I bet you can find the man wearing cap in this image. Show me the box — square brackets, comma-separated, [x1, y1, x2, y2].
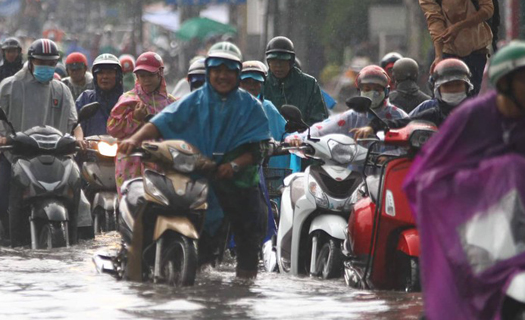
[119, 42, 271, 279]
[76, 53, 123, 137]
[263, 36, 327, 126]
[62, 52, 94, 100]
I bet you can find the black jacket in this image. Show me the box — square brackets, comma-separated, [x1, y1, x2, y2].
[389, 80, 431, 114]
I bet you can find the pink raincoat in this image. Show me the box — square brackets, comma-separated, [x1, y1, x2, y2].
[107, 75, 176, 195]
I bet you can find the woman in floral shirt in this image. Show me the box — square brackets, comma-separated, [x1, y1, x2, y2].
[107, 52, 176, 195]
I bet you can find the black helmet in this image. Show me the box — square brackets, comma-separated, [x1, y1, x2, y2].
[380, 52, 403, 70]
[392, 58, 419, 82]
[1, 37, 22, 51]
[27, 39, 60, 61]
[266, 36, 295, 60]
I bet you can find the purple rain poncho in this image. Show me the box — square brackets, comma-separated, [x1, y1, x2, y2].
[403, 91, 525, 320]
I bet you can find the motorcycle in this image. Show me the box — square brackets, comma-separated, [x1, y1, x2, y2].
[94, 140, 214, 287]
[81, 134, 118, 233]
[0, 102, 100, 249]
[342, 96, 436, 291]
[276, 105, 367, 279]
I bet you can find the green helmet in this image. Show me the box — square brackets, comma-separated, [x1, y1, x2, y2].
[92, 53, 122, 73]
[206, 41, 242, 65]
[488, 41, 525, 88]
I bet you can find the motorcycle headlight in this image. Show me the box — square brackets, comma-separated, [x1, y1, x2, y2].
[144, 173, 169, 206]
[328, 139, 356, 166]
[308, 177, 329, 208]
[169, 147, 196, 173]
[409, 130, 434, 149]
[97, 141, 118, 157]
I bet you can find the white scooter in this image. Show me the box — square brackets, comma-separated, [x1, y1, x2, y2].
[276, 105, 367, 279]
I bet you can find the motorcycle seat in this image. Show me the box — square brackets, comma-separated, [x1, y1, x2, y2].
[366, 175, 380, 203]
[291, 176, 305, 208]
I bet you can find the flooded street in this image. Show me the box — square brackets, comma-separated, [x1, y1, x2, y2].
[0, 233, 423, 319]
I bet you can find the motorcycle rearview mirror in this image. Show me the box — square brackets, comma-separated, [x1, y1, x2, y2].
[280, 104, 318, 141]
[78, 102, 101, 123]
[345, 96, 390, 131]
[73, 102, 100, 134]
[0, 107, 16, 133]
[345, 96, 371, 113]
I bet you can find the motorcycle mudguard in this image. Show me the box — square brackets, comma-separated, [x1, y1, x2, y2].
[77, 190, 92, 227]
[506, 272, 525, 303]
[153, 216, 199, 241]
[396, 229, 420, 257]
[31, 199, 68, 221]
[309, 214, 347, 240]
[93, 191, 118, 211]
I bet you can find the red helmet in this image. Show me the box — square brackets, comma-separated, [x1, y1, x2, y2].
[65, 52, 88, 70]
[355, 65, 390, 88]
[119, 54, 135, 73]
[134, 52, 164, 73]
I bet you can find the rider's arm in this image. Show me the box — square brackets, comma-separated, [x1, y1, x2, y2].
[118, 123, 161, 155]
[107, 95, 144, 139]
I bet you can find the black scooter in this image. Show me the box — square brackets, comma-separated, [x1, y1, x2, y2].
[0, 102, 99, 248]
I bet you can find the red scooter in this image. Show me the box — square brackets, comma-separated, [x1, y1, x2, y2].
[342, 97, 437, 292]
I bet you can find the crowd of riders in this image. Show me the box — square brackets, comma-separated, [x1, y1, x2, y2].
[1, 14, 525, 316]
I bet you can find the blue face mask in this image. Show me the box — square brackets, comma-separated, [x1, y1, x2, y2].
[33, 65, 55, 83]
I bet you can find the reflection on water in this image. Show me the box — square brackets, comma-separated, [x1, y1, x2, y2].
[0, 232, 423, 319]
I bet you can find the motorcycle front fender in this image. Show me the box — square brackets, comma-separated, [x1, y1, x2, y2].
[396, 228, 420, 257]
[31, 199, 68, 221]
[309, 214, 347, 240]
[93, 191, 118, 211]
[153, 216, 199, 241]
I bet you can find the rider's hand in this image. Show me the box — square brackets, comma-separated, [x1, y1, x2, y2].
[215, 163, 234, 180]
[0, 136, 7, 146]
[350, 126, 374, 140]
[76, 139, 88, 151]
[430, 56, 443, 74]
[133, 103, 148, 121]
[119, 138, 140, 155]
[440, 23, 461, 44]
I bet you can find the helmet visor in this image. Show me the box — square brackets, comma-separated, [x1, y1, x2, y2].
[266, 52, 293, 60]
[206, 58, 240, 71]
[241, 72, 264, 82]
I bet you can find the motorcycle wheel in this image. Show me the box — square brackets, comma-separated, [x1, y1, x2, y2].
[37, 222, 67, 249]
[397, 251, 420, 292]
[94, 208, 117, 234]
[312, 232, 343, 279]
[105, 210, 117, 232]
[160, 235, 198, 287]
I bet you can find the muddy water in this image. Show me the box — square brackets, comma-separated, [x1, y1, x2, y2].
[0, 232, 423, 319]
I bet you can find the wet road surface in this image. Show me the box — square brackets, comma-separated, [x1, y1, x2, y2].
[0, 232, 423, 319]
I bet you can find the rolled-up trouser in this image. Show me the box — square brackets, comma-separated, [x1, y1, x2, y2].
[214, 185, 267, 273]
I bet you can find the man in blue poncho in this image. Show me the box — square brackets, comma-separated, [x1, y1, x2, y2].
[119, 42, 271, 279]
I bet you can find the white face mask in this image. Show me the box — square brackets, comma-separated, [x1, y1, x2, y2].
[440, 92, 467, 106]
[361, 90, 386, 109]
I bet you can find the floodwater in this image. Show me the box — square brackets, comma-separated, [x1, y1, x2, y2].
[0, 232, 423, 319]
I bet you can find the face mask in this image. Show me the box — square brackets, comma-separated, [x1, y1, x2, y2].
[361, 90, 385, 109]
[33, 65, 55, 83]
[440, 92, 467, 106]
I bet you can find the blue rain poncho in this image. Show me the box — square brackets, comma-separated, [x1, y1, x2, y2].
[151, 82, 271, 234]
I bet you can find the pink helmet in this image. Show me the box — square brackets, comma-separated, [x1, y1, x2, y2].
[355, 65, 391, 88]
[134, 52, 164, 73]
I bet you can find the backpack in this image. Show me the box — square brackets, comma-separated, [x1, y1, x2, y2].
[436, 0, 500, 51]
